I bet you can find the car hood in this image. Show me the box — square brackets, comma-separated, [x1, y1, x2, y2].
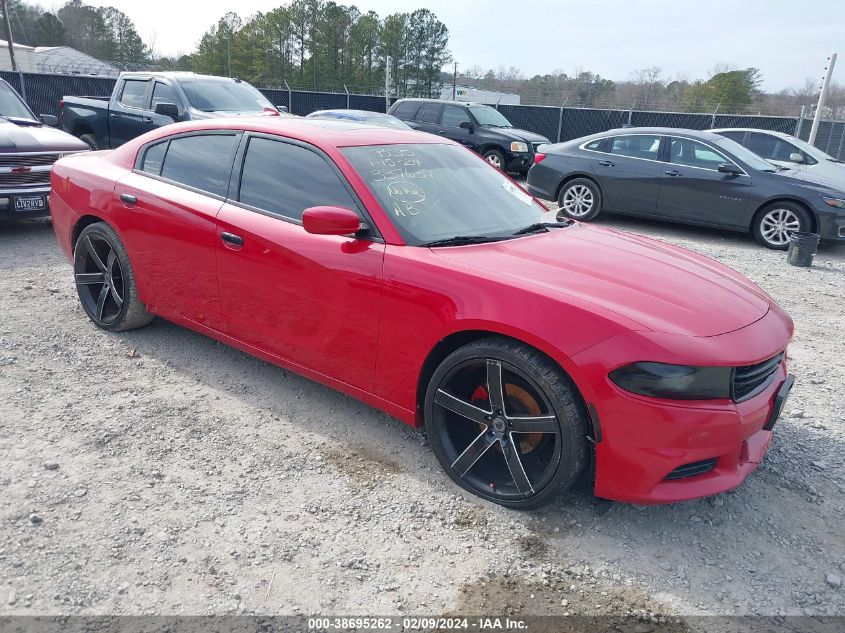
[489, 127, 550, 144]
[433, 224, 771, 337]
[0, 119, 89, 152]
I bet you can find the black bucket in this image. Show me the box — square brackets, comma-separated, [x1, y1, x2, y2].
[786, 231, 820, 267]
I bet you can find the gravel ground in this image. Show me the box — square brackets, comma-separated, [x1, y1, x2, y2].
[1, 214, 844, 622]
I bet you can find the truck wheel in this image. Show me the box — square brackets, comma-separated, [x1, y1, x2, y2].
[79, 134, 99, 151]
[483, 149, 505, 170]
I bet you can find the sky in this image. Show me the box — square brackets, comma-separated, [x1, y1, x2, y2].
[29, 0, 844, 91]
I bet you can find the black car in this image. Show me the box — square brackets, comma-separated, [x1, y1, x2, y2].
[388, 98, 549, 174]
[527, 127, 845, 249]
[0, 79, 88, 219]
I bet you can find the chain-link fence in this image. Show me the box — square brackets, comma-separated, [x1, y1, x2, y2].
[3, 70, 844, 160]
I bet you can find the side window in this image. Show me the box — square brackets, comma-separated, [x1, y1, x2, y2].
[140, 141, 167, 176]
[441, 105, 471, 128]
[160, 134, 237, 196]
[392, 101, 421, 120]
[119, 80, 148, 108]
[670, 138, 731, 170]
[609, 134, 661, 159]
[584, 138, 606, 151]
[718, 130, 746, 144]
[416, 103, 442, 123]
[748, 133, 780, 160]
[151, 82, 179, 109]
[238, 137, 358, 222]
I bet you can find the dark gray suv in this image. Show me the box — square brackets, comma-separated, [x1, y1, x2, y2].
[388, 98, 549, 174]
[527, 127, 845, 249]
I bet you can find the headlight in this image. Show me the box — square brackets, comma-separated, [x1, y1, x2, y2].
[510, 141, 529, 153]
[822, 196, 845, 209]
[609, 362, 732, 400]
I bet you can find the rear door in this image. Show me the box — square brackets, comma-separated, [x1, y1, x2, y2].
[108, 78, 153, 147]
[412, 102, 444, 135]
[114, 131, 240, 328]
[656, 136, 751, 228]
[215, 135, 384, 391]
[587, 133, 664, 213]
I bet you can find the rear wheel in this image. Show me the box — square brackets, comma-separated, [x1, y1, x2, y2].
[557, 178, 602, 221]
[74, 222, 153, 331]
[753, 202, 811, 250]
[424, 338, 587, 509]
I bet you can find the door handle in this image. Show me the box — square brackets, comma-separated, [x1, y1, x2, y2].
[221, 232, 244, 247]
[597, 160, 614, 167]
[664, 170, 682, 177]
[119, 193, 136, 207]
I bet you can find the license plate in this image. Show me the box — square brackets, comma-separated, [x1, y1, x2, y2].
[14, 195, 47, 211]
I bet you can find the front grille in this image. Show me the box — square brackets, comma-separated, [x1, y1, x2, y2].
[732, 353, 783, 402]
[0, 153, 60, 168]
[0, 171, 51, 187]
[664, 458, 717, 481]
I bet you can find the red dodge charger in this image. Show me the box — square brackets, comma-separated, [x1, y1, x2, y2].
[49, 118, 794, 508]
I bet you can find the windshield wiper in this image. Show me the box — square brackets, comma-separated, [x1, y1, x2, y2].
[420, 235, 504, 247]
[512, 221, 572, 236]
[0, 115, 40, 126]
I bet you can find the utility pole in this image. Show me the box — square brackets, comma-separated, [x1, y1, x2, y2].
[385, 55, 392, 111]
[0, 0, 18, 72]
[452, 61, 457, 100]
[809, 53, 837, 146]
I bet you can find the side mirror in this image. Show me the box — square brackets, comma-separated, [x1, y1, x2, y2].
[460, 120, 475, 133]
[154, 102, 180, 119]
[302, 206, 363, 236]
[717, 163, 742, 175]
[39, 114, 58, 127]
[789, 152, 804, 164]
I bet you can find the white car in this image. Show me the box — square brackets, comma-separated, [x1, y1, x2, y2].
[713, 128, 845, 184]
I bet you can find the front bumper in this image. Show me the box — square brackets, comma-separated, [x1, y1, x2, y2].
[815, 208, 845, 240]
[571, 304, 794, 504]
[0, 186, 51, 219]
[506, 152, 534, 173]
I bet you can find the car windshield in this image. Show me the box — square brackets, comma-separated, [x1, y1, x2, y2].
[0, 82, 35, 120]
[342, 143, 550, 245]
[468, 106, 512, 128]
[177, 78, 273, 112]
[782, 134, 835, 161]
[711, 137, 779, 172]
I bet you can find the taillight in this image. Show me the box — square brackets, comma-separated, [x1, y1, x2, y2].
[534, 152, 546, 164]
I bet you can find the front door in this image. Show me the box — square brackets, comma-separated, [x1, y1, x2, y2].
[656, 136, 751, 228]
[438, 104, 477, 150]
[215, 135, 384, 392]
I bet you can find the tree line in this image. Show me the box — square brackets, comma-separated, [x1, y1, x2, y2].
[453, 64, 843, 117]
[6, 0, 148, 65]
[190, 1, 451, 96]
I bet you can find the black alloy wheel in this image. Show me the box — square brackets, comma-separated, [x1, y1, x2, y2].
[425, 338, 586, 509]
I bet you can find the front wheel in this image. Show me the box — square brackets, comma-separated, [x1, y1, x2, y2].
[424, 338, 587, 509]
[482, 149, 506, 170]
[79, 133, 99, 151]
[557, 178, 602, 221]
[753, 203, 811, 250]
[74, 222, 153, 331]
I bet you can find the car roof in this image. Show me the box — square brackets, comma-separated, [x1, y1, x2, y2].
[711, 127, 794, 138]
[394, 98, 485, 107]
[574, 127, 731, 143]
[309, 109, 392, 118]
[123, 116, 448, 151]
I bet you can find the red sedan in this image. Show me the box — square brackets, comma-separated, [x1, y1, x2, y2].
[49, 118, 794, 508]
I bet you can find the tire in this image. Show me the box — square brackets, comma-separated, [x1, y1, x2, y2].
[424, 337, 587, 510]
[79, 133, 99, 151]
[752, 202, 812, 250]
[73, 222, 153, 331]
[556, 178, 602, 221]
[482, 148, 506, 171]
